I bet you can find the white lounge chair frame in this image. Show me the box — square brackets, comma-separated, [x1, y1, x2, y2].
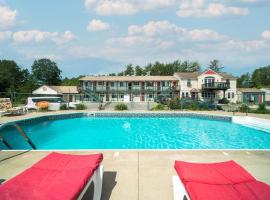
[77, 165, 104, 200]
[172, 176, 191, 200]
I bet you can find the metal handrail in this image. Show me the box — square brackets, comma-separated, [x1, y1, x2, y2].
[0, 122, 36, 150]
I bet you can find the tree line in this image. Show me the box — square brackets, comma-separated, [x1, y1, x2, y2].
[0, 58, 269, 95]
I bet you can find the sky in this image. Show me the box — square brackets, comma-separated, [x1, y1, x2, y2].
[0, 0, 270, 78]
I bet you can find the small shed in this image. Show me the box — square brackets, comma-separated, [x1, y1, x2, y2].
[32, 85, 80, 102]
[237, 88, 265, 104]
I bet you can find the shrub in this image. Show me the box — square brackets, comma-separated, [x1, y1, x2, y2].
[239, 104, 249, 113]
[254, 103, 270, 114]
[75, 103, 87, 110]
[151, 104, 165, 111]
[115, 103, 128, 111]
[60, 104, 67, 110]
[218, 98, 230, 104]
[168, 98, 181, 110]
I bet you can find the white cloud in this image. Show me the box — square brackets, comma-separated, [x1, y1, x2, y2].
[0, 31, 12, 41]
[108, 21, 225, 51]
[128, 21, 186, 36]
[188, 29, 225, 41]
[262, 30, 270, 40]
[13, 30, 76, 45]
[84, 0, 97, 10]
[85, 0, 178, 16]
[95, 0, 138, 15]
[0, 5, 17, 29]
[87, 19, 110, 32]
[52, 31, 77, 45]
[177, 0, 249, 17]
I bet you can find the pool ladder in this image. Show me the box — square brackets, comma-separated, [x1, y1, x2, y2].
[0, 122, 36, 150]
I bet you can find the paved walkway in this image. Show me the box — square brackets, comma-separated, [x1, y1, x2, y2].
[0, 150, 270, 200]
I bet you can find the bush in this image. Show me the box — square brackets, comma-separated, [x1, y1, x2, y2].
[254, 103, 270, 114]
[168, 98, 181, 110]
[75, 103, 87, 110]
[114, 103, 128, 111]
[60, 104, 67, 110]
[239, 104, 249, 113]
[218, 98, 230, 104]
[151, 104, 165, 111]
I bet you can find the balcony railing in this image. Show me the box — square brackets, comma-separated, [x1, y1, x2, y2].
[202, 82, 230, 90]
[82, 85, 180, 93]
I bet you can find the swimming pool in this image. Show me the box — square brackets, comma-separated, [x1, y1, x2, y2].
[1, 113, 270, 149]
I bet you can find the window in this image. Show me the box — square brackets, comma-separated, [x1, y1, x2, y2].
[228, 92, 231, 99]
[182, 92, 185, 98]
[148, 94, 153, 98]
[232, 93, 235, 99]
[186, 92, 189, 98]
[88, 82, 92, 87]
[112, 94, 117, 98]
[98, 81, 103, 86]
[120, 82, 124, 87]
[187, 79, 191, 87]
[120, 94, 124, 98]
[147, 82, 153, 87]
[133, 82, 139, 86]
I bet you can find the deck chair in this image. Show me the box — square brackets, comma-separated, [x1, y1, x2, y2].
[173, 160, 270, 200]
[0, 152, 104, 200]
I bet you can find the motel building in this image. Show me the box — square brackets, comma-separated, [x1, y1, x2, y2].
[79, 69, 237, 103]
[79, 76, 180, 102]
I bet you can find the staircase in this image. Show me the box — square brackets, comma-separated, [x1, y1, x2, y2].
[232, 116, 270, 133]
[83, 89, 101, 102]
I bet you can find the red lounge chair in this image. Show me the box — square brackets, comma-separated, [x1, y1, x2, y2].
[173, 160, 270, 200]
[0, 152, 103, 200]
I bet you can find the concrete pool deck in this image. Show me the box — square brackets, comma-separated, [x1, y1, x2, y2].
[0, 150, 270, 200]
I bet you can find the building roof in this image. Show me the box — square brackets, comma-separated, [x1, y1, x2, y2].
[175, 71, 236, 80]
[219, 72, 237, 79]
[48, 86, 79, 94]
[79, 76, 178, 81]
[174, 72, 200, 79]
[237, 88, 264, 93]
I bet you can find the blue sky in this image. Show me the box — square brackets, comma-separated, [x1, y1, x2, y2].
[0, 0, 270, 77]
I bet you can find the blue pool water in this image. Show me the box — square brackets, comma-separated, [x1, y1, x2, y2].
[1, 117, 270, 149]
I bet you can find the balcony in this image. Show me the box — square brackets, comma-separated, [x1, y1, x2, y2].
[82, 86, 179, 93]
[202, 82, 230, 90]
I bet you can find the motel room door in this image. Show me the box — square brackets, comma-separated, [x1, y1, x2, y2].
[259, 95, 263, 104]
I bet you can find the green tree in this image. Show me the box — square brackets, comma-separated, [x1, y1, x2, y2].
[61, 75, 84, 86]
[0, 60, 28, 93]
[135, 65, 145, 76]
[31, 58, 62, 85]
[124, 64, 134, 76]
[237, 73, 254, 88]
[208, 59, 224, 72]
[252, 66, 270, 88]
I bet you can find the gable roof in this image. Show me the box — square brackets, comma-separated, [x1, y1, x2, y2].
[175, 71, 236, 80]
[48, 86, 79, 94]
[174, 72, 200, 79]
[79, 76, 177, 81]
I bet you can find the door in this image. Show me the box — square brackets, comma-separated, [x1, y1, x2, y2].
[259, 95, 263, 104]
[157, 82, 161, 91]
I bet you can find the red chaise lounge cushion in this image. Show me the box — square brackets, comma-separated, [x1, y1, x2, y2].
[0, 152, 103, 200]
[174, 160, 270, 200]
